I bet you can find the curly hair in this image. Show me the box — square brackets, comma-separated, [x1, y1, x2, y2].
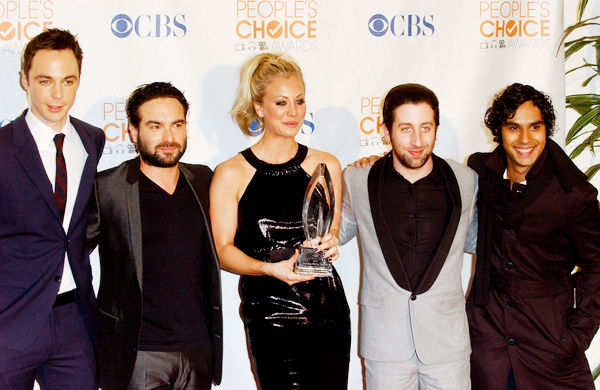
[231, 52, 304, 136]
[484, 83, 555, 143]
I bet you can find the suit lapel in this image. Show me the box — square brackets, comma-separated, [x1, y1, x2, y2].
[126, 159, 144, 290]
[414, 156, 461, 295]
[12, 111, 62, 223]
[68, 118, 99, 233]
[368, 153, 413, 292]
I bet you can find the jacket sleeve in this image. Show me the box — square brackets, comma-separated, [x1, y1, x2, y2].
[339, 167, 358, 245]
[464, 172, 478, 254]
[568, 183, 600, 351]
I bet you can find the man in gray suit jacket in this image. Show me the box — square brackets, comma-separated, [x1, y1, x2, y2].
[87, 82, 222, 390]
[339, 84, 477, 389]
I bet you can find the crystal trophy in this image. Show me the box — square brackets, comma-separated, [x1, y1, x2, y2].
[295, 163, 335, 276]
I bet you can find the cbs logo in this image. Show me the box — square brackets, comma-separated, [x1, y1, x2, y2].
[111, 14, 187, 38]
[368, 14, 434, 37]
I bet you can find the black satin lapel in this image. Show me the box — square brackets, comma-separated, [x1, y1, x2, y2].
[13, 115, 61, 223]
[367, 154, 412, 292]
[414, 156, 461, 295]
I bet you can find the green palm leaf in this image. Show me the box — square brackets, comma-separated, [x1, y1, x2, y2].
[566, 106, 600, 144]
[584, 163, 600, 180]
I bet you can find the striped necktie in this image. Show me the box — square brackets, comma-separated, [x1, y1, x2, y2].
[53, 133, 67, 221]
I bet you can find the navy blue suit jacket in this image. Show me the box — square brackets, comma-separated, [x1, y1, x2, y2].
[0, 110, 104, 350]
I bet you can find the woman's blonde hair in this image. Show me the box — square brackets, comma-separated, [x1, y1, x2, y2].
[231, 52, 304, 136]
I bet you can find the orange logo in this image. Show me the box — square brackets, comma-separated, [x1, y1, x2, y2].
[103, 101, 130, 143]
[360, 96, 384, 135]
[479, 1, 550, 39]
[0, 21, 15, 40]
[0, 1, 54, 42]
[235, 0, 318, 50]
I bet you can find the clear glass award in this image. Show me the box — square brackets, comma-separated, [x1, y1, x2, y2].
[295, 163, 335, 276]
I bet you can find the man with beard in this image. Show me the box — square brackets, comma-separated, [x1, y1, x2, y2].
[467, 83, 600, 389]
[87, 82, 223, 390]
[339, 83, 477, 389]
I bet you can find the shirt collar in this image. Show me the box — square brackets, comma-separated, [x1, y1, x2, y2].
[503, 169, 527, 185]
[26, 109, 75, 150]
[385, 152, 441, 185]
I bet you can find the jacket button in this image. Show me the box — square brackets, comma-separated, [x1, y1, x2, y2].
[508, 338, 516, 346]
[506, 300, 514, 308]
[54, 275, 62, 283]
[505, 262, 514, 270]
[410, 295, 417, 301]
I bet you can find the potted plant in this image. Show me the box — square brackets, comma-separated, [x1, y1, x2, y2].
[560, 0, 600, 181]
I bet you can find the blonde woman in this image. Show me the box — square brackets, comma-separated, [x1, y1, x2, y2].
[210, 53, 350, 389]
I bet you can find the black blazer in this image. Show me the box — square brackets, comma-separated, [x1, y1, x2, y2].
[87, 158, 223, 390]
[0, 110, 104, 350]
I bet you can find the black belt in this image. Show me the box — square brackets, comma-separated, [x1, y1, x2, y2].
[53, 289, 78, 307]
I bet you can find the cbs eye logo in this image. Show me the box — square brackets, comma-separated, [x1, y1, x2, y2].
[111, 13, 187, 38]
[111, 14, 133, 38]
[368, 14, 434, 37]
[368, 14, 389, 37]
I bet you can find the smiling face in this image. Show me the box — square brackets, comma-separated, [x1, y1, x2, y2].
[501, 100, 547, 182]
[253, 75, 306, 139]
[20, 49, 80, 132]
[129, 97, 188, 168]
[384, 102, 437, 182]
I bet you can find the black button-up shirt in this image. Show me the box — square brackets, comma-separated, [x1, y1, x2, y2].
[380, 159, 452, 289]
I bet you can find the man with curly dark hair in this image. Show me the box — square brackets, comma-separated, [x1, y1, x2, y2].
[467, 83, 600, 389]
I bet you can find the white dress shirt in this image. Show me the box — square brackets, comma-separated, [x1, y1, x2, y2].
[503, 169, 527, 185]
[26, 109, 88, 294]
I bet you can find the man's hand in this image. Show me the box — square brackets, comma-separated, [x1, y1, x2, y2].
[348, 155, 380, 168]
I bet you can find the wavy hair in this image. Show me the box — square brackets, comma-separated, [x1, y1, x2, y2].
[231, 52, 304, 136]
[126, 82, 189, 128]
[484, 83, 555, 143]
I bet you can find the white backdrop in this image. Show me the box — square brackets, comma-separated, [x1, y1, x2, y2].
[1, 1, 594, 389]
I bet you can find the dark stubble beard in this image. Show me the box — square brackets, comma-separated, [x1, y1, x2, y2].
[396, 148, 432, 169]
[138, 140, 186, 168]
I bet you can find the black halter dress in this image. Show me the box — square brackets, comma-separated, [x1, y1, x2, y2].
[235, 144, 350, 390]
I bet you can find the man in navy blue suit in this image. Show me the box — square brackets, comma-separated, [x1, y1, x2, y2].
[0, 29, 104, 389]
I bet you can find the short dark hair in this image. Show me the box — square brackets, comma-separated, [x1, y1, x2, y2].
[126, 82, 189, 128]
[22, 29, 83, 77]
[484, 83, 555, 143]
[382, 83, 440, 129]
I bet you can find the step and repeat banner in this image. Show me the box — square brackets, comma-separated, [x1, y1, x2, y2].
[0, 1, 579, 389]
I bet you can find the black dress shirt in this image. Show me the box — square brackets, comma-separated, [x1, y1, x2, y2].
[380, 159, 452, 289]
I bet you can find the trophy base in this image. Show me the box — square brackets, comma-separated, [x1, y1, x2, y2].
[295, 246, 333, 277]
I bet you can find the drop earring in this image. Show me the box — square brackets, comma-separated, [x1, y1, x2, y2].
[249, 118, 263, 136]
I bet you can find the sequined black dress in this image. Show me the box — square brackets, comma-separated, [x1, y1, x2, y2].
[235, 144, 350, 390]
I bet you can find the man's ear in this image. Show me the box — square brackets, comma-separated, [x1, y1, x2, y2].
[383, 123, 392, 144]
[129, 123, 138, 144]
[19, 71, 29, 92]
